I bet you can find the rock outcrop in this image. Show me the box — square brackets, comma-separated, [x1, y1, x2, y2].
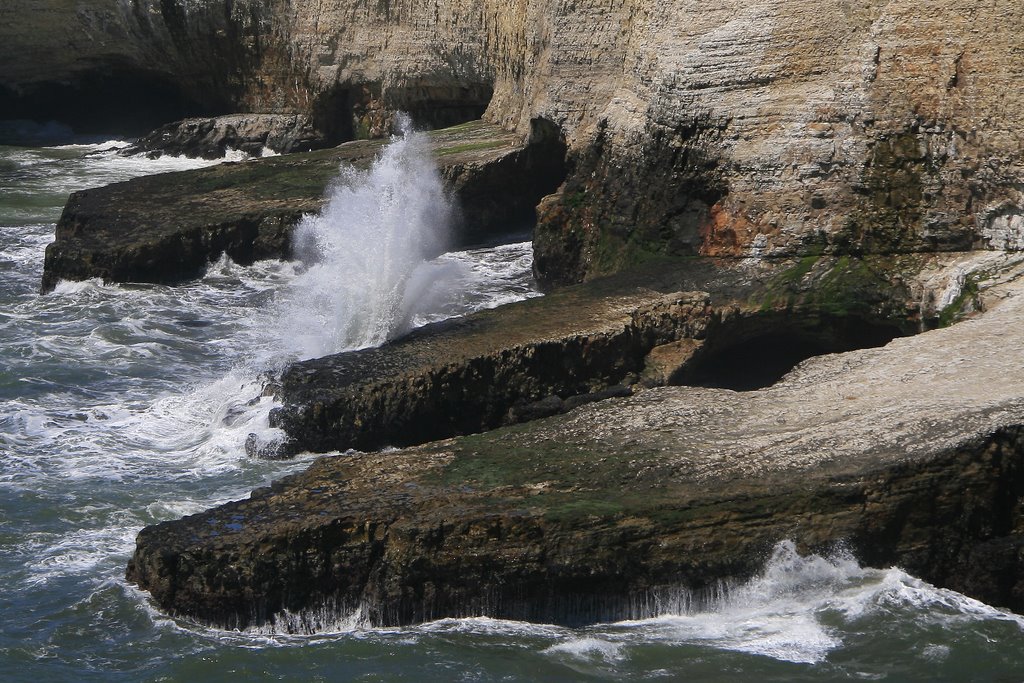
[119, 114, 331, 159]
[263, 282, 712, 458]
[41, 120, 566, 291]
[11, 0, 1024, 634]
[127, 257, 1024, 630]
[264, 249, 940, 457]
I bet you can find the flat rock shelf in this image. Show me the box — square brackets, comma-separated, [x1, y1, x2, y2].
[127, 258, 1024, 631]
[40, 120, 566, 292]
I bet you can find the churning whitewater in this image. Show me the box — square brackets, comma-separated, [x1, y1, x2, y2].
[276, 116, 454, 357]
[2, 126, 1023, 682]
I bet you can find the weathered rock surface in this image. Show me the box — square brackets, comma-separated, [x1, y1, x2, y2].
[41, 120, 566, 292]
[127, 264, 1024, 630]
[266, 281, 713, 457]
[119, 114, 331, 159]
[268, 247, 1024, 458]
[266, 249, 955, 457]
[6, 1, 1024, 284]
[13, 0, 1024, 633]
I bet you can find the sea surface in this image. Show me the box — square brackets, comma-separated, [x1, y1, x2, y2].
[2, 129, 1024, 682]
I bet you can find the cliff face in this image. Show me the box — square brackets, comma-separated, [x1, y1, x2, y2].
[6, 2, 1024, 274]
[0, 0, 498, 135]
[529, 1, 1024, 282]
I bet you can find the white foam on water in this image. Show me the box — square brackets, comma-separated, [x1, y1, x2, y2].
[49, 278, 112, 295]
[142, 598, 373, 649]
[592, 540, 1024, 665]
[406, 240, 542, 329]
[48, 140, 131, 152]
[0, 143, 230, 214]
[864, 567, 1024, 629]
[415, 616, 568, 640]
[921, 643, 950, 662]
[543, 637, 626, 663]
[21, 521, 140, 588]
[220, 147, 251, 163]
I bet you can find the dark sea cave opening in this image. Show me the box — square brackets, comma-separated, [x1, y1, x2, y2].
[0, 68, 217, 145]
[676, 313, 908, 392]
[312, 81, 498, 147]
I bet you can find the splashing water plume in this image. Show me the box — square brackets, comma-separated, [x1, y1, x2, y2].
[274, 117, 459, 359]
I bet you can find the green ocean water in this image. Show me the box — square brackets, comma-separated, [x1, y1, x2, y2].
[1, 135, 1024, 682]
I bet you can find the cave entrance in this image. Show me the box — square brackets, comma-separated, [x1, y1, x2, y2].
[676, 313, 907, 391]
[0, 67, 215, 143]
[455, 116, 569, 246]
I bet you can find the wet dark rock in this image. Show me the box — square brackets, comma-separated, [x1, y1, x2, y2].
[265, 276, 717, 457]
[126, 273, 1024, 628]
[264, 253, 930, 459]
[127, 255, 1024, 630]
[41, 120, 566, 292]
[244, 433, 290, 460]
[130, 425, 1024, 630]
[119, 114, 332, 159]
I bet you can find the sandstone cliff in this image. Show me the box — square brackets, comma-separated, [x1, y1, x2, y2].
[11, 0, 1024, 632]
[6, 2, 1024, 280]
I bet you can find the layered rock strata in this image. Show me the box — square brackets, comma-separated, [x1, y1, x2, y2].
[41, 120, 565, 292]
[6, 2, 1024, 285]
[265, 249, 946, 457]
[128, 265, 1024, 630]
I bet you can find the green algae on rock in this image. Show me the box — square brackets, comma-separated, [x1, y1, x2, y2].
[40, 120, 566, 292]
[127, 268, 1024, 630]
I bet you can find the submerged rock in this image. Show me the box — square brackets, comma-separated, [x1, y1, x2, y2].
[127, 265, 1024, 630]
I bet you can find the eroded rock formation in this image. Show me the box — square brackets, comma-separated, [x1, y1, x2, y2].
[263, 249, 934, 457]
[264, 284, 713, 457]
[9, 0, 1024, 632]
[40, 120, 566, 291]
[127, 256, 1024, 630]
[119, 114, 331, 159]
